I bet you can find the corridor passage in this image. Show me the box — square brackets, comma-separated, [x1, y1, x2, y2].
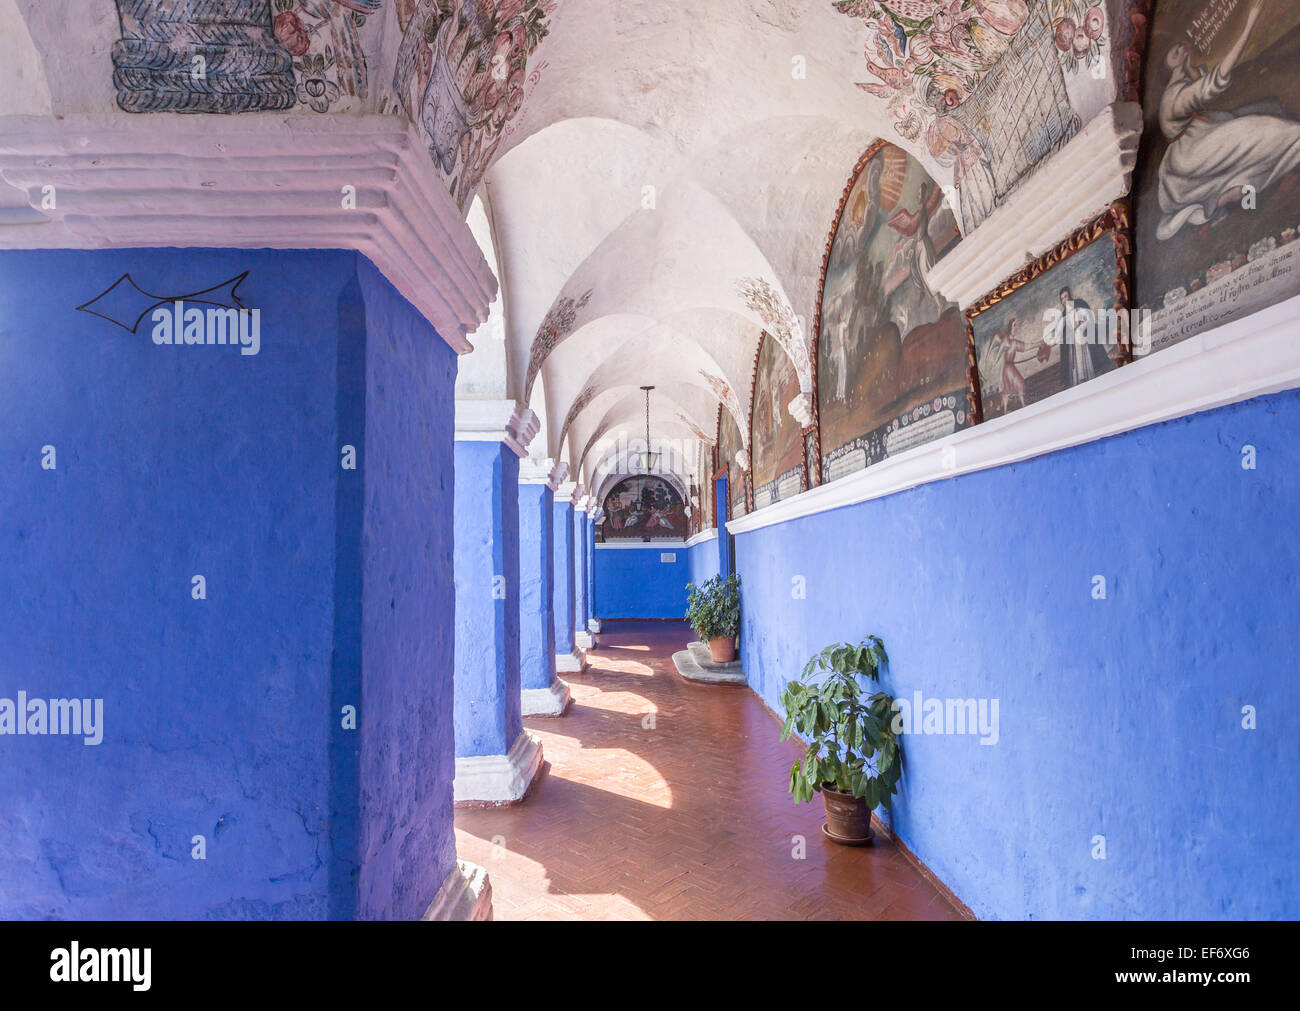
[455, 622, 966, 921]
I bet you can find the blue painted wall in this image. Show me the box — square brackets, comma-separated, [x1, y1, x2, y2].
[452, 440, 522, 759]
[552, 500, 575, 654]
[594, 546, 691, 620]
[687, 533, 721, 587]
[0, 248, 459, 921]
[518, 482, 555, 692]
[736, 390, 1300, 920]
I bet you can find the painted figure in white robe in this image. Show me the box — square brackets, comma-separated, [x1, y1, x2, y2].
[1156, 0, 1300, 241]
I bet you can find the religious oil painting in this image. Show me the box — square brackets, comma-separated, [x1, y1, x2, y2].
[750, 336, 805, 510]
[816, 142, 972, 484]
[1134, 0, 1300, 353]
[717, 407, 748, 520]
[599, 476, 687, 542]
[968, 224, 1126, 421]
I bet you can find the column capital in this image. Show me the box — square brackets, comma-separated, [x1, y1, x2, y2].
[454, 399, 539, 457]
[519, 456, 565, 489]
[0, 113, 496, 350]
[554, 481, 579, 503]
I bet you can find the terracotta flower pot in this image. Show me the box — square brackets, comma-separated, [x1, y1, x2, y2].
[707, 636, 736, 662]
[822, 784, 873, 845]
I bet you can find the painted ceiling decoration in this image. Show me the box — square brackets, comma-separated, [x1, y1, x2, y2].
[834, 0, 1118, 233]
[107, 0, 559, 210]
[697, 371, 749, 448]
[390, 0, 558, 210]
[523, 287, 593, 402]
[734, 277, 812, 394]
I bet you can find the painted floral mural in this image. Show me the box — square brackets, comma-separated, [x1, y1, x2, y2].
[524, 288, 593, 400]
[735, 278, 811, 391]
[834, 0, 1110, 233]
[698, 370, 748, 446]
[111, 1, 558, 212]
[392, 0, 558, 210]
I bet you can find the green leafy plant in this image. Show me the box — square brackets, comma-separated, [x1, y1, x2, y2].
[684, 573, 741, 642]
[779, 636, 902, 809]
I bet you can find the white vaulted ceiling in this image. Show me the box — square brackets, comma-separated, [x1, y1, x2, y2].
[482, 0, 900, 491]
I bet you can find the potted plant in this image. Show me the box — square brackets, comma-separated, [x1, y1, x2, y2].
[685, 573, 741, 662]
[779, 636, 901, 845]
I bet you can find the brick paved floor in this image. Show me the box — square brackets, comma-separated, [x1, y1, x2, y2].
[454, 620, 966, 921]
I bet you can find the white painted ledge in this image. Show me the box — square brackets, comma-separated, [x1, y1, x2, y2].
[575, 630, 594, 649]
[455, 399, 539, 458]
[555, 648, 587, 673]
[729, 295, 1300, 536]
[0, 113, 495, 352]
[595, 540, 687, 550]
[587, 618, 602, 634]
[520, 457, 567, 489]
[521, 677, 570, 717]
[928, 102, 1142, 310]
[453, 731, 544, 807]
[685, 528, 719, 548]
[421, 860, 493, 921]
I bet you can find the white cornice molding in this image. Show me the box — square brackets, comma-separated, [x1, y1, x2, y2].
[455, 399, 539, 458]
[519, 456, 560, 489]
[685, 528, 719, 548]
[554, 481, 579, 504]
[729, 295, 1300, 536]
[596, 540, 687, 550]
[0, 113, 495, 353]
[927, 102, 1142, 310]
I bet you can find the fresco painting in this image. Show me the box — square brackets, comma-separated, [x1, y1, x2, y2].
[750, 336, 805, 510]
[816, 143, 972, 484]
[600, 476, 687, 542]
[717, 407, 748, 521]
[392, 0, 557, 211]
[1134, 0, 1300, 353]
[112, 1, 556, 212]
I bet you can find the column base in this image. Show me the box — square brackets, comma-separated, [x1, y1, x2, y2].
[454, 731, 545, 808]
[421, 859, 493, 921]
[521, 677, 570, 717]
[588, 618, 602, 634]
[555, 648, 587, 673]
[575, 630, 595, 649]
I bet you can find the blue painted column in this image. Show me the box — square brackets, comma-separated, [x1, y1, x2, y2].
[518, 458, 568, 715]
[0, 248, 467, 921]
[552, 482, 585, 672]
[452, 418, 540, 805]
[586, 510, 599, 632]
[573, 503, 591, 648]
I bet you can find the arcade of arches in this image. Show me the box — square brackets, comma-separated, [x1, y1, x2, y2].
[0, 0, 1296, 922]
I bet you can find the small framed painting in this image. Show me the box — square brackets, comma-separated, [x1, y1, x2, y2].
[966, 204, 1133, 422]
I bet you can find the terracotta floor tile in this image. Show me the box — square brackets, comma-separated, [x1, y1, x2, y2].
[455, 621, 966, 922]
